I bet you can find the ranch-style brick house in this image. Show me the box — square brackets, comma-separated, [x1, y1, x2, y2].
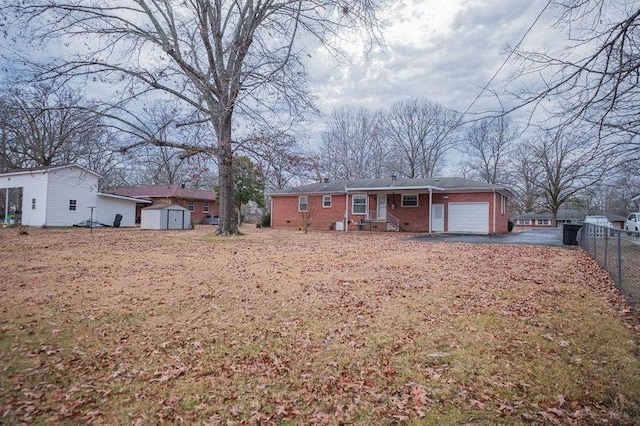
[512, 209, 626, 229]
[111, 184, 219, 224]
[270, 177, 511, 234]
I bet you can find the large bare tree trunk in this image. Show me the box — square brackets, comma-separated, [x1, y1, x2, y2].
[216, 115, 238, 235]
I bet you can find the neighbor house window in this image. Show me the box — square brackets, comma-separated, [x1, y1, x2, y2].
[501, 195, 506, 214]
[536, 219, 550, 226]
[187, 199, 195, 211]
[298, 196, 308, 212]
[203, 201, 210, 213]
[31, 198, 36, 210]
[352, 194, 366, 214]
[322, 195, 332, 208]
[516, 219, 531, 225]
[401, 194, 418, 207]
[69, 200, 77, 211]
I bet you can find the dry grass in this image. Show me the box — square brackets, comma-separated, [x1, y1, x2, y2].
[1, 225, 639, 424]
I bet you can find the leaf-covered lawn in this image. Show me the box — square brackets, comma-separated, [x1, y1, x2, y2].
[1, 226, 639, 424]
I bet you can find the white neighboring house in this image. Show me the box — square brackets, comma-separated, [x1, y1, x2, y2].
[0, 164, 149, 227]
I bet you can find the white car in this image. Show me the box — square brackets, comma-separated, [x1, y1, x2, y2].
[583, 215, 615, 237]
[625, 213, 640, 236]
[583, 215, 614, 228]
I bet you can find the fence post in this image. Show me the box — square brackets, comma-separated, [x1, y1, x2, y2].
[604, 231, 609, 268]
[617, 231, 622, 290]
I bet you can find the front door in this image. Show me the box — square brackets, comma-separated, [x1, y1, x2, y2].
[377, 194, 387, 221]
[431, 204, 444, 232]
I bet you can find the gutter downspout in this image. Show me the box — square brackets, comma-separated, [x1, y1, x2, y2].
[428, 187, 433, 235]
[345, 186, 349, 233]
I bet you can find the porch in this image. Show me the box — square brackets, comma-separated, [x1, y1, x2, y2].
[352, 210, 401, 232]
[345, 189, 444, 234]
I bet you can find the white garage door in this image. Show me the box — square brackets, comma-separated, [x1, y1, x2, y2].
[449, 202, 489, 234]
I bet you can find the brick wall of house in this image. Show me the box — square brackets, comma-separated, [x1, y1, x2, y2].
[384, 193, 430, 232]
[272, 191, 510, 234]
[271, 194, 347, 230]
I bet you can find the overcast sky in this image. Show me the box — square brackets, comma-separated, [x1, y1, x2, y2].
[0, 0, 567, 149]
[306, 0, 561, 124]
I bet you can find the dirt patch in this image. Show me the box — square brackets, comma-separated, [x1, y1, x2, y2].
[1, 225, 639, 424]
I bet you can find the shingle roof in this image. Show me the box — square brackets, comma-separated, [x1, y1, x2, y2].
[271, 177, 511, 196]
[110, 185, 217, 201]
[605, 213, 626, 222]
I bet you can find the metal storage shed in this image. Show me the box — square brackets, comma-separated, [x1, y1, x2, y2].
[141, 204, 191, 230]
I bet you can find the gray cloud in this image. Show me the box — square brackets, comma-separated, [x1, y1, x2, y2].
[308, 0, 559, 121]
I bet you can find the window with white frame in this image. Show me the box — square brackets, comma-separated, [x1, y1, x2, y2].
[501, 195, 506, 214]
[31, 198, 36, 210]
[69, 200, 77, 211]
[322, 195, 332, 208]
[516, 219, 531, 225]
[187, 200, 195, 211]
[203, 201, 210, 213]
[298, 196, 308, 212]
[352, 194, 366, 214]
[401, 194, 418, 207]
[536, 219, 550, 226]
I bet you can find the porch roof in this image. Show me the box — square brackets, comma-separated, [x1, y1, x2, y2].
[271, 177, 512, 197]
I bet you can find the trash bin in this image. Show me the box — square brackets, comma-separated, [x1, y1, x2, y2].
[357, 220, 365, 231]
[563, 223, 581, 245]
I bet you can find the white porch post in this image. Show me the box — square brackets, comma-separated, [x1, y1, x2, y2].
[428, 187, 433, 235]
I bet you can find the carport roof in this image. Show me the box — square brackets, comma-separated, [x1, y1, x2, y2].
[98, 193, 152, 203]
[271, 177, 512, 196]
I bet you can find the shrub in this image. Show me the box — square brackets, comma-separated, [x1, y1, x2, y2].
[508, 220, 514, 232]
[261, 213, 271, 228]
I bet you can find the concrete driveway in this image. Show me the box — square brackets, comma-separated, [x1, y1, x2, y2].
[412, 228, 566, 247]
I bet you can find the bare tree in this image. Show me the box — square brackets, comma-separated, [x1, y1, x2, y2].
[0, 84, 105, 170]
[574, 161, 640, 215]
[505, 142, 543, 214]
[510, 1, 640, 156]
[118, 101, 218, 188]
[460, 117, 518, 184]
[529, 127, 610, 224]
[2, 1, 381, 235]
[238, 132, 313, 192]
[381, 98, 461, 178]
[318, 106, 388, 179]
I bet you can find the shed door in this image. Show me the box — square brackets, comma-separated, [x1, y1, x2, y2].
[448, 202, 489, 234]
[167, 209, 185, 230]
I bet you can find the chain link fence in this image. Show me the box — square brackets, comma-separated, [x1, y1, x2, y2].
[578, 223, 640, 309]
